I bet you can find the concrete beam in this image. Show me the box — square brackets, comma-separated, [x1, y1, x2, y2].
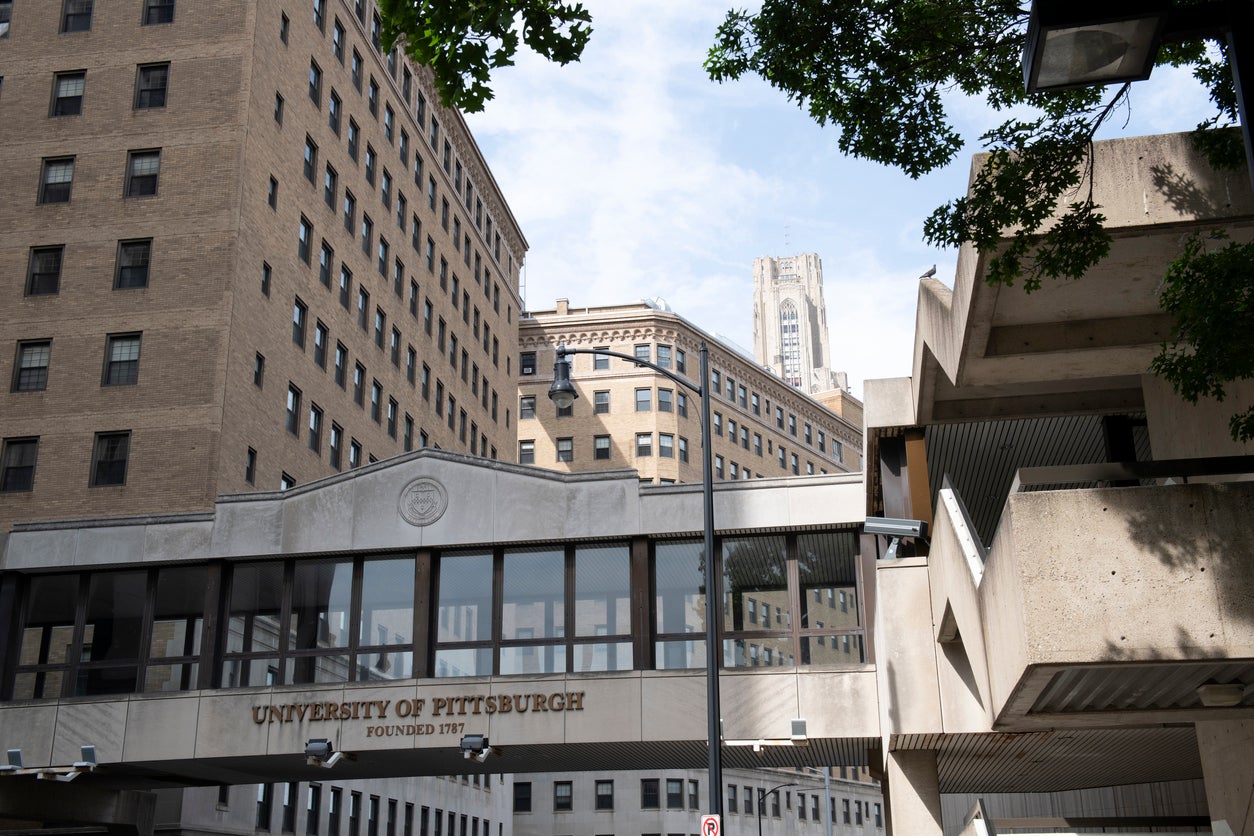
[0, 781, 155, 836]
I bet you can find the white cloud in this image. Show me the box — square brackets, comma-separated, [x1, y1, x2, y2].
[467, 2, 1224, 400]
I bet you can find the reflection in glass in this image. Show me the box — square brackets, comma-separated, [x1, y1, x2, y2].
[289, 560, 353, 650]
[721, 536, 787, 631]
[434, 647, 491, 677]
[503, 546, 563, 640]
[223, 657, 281, 688]
[500, 644, 565, 675]
[360, 559, 414, 646]
[797, 531, 860, 629]
[573, 641, 632, 672]
[655, 540, 704, 633]
[79, 571, 147, 695]
[20, 574, 78, 667]
[655, 639, 705, 670]
[723, 637, 795, 669]
[289, 653, 351, 684]
[574, 544, 630, 637]
[145, 663, 199, 692]
[227, 562, 284, 654]
[84, 571, 146, 663]
[803, 634, 864, 664]
[151, 566, 206, 659]
[655, 540, 705, 670]
[437, 551, 491, 642]
[13, 671, 64, 700]
[359, 651, 413, 681]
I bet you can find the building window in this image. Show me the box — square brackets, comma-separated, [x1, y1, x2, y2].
[39, 157, 74, 204]
[103, 333, 142, 385]
[556, 437, 573, 462]
[635, 433, 652, 457]
[518, 440, 535, 465]
[135, 63, 168, 108]
[594, 435, 610, 460]
[351, 49, 363, 90]
[728, 785, 738, 814]
[298, 216, 313, 263]
[257, 784, 275, 831]
[308, 404, 322, 453]
[640, 779, 659, 809]
[286, 385, 302, 433]
[657, 388, 673, 412]
[518, 395, 535, 419]
[678, 436, 688, 463]
[292, 298, 308, 348]
[593, 780, 613, 810]
[349, 440, 361, 468]
[274, 92, 284, 123]
[125, 149, 161, 197]
[314, 322, 329, 368]
[267, 176, 279, 209]
[371, 381, 382, 422]
[309, 60, 322, 106]
[144, 0, 174, 25]
[245, 447, 257, 484]
[553, 782, 572, 812]
[333, 343, 348, 388]
[333, 19, 345, 61]
[635, 388, 651, 412]
[303, 136, 318, 181]
[0, 0, 10, 37]
[13, 341, 51, 392]
[90, 431, 130, 487]
[61, 0, 92, 32]
[659, 434, 674, 459]
[280, 11, 289, 42]
[254, 353, 265, 387]
[512, 783, 531, 813]
[51, 71, 85, 116]
[519, 351, 536, 375]
[593, 390, 609, 414]
[1, 437, 37, 492]
[677, 392, 687, 418]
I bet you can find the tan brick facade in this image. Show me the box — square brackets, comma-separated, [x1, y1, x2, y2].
[517, 300, 863, 483]
[0, 0, 525, 533]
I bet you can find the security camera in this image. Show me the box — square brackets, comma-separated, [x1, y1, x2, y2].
[305, 739, 343, 768]
[459, 735, 490, 762]
[865, 518, 928, 559]
[864, 518, 927, 538]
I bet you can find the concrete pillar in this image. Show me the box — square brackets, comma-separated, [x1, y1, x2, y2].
[884, 749, 943, 836]
[1196, 719, 1254, 836]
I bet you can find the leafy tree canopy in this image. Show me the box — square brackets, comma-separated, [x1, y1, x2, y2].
[379, 0, 1253, 439]
[378, 0, 591, 113]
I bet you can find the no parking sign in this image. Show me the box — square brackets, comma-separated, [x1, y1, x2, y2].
[700, 814, 721, 836]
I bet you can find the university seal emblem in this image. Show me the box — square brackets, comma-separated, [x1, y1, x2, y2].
[398, 477, 448, 526]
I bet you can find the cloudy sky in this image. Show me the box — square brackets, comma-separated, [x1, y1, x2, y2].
[466, 1, 1220, 397]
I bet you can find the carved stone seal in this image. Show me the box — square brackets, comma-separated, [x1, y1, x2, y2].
[398, 477, 448, 526]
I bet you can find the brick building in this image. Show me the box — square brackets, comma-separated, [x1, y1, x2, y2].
[0, 0, 525, 534]
[516, 299, 862, 483]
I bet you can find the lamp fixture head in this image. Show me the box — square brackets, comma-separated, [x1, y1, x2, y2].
[547, 347, 578, 410]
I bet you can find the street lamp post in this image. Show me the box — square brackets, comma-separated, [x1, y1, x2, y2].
[803, 767, 834, 836]
[757, 782, 797, 836]
[548, 342, 722, 817]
